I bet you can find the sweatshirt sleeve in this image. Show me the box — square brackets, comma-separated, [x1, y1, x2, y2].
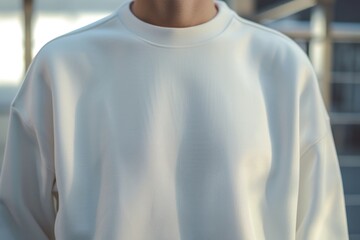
[296, 126, 349, 239]
[0, 49, 57, 240]
[295, 44, 349, 239]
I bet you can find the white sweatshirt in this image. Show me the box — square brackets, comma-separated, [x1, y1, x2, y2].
[0, 0, 349, 239]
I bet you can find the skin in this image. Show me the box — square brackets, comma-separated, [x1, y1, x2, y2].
[130, 0, 218, 27]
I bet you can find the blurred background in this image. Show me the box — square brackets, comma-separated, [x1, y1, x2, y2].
[0, 0, 359, 238]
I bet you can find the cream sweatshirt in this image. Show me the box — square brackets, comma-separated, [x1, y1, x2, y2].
[0, 0, 349, 239]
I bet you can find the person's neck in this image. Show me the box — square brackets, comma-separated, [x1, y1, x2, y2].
[130, 0, 218, 28]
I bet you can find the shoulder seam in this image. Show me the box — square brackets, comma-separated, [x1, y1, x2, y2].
[300, 128, 331, 160]
[10, 106, 55, 174]
[233, 15, 308, 59]
[10, 106, 34, 137]
[233, 15, 294, 43]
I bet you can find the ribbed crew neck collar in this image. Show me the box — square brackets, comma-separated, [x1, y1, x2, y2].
[117, 0, 235, 47]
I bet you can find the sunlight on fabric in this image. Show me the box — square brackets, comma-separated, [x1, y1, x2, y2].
[0, 12, 110, 87]
[33, 12, 109, 54]
[0, 13, 23, 86]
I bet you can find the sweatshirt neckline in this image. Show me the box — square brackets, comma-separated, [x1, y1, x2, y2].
[117, 0, 235, 48]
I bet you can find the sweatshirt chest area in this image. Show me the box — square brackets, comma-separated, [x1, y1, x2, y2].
[59, 46, 263, 129]
[53, 44, 271, 166]
[55, 43, 262, 115]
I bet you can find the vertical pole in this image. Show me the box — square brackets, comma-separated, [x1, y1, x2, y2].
[309, 0, 334, 111]
[23, 0, 33, 72]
